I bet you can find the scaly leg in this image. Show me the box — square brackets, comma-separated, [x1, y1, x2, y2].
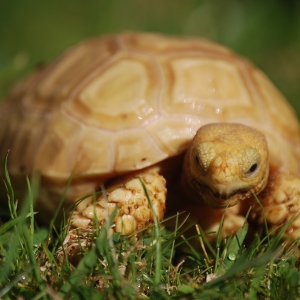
[57, 171, 166, 263]
[69, 171, 166, 235]
[250, 173, 300, 240]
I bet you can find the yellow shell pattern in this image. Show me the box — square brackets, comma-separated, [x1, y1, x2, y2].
[0, 32, 299, 183]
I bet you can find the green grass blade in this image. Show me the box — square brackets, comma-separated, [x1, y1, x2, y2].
[49, 170, 76, 232]
[3, 151, 16, 218]
[0, 213, 36, 235]
[223, 222, 248, 270]
[139, 177, 162, 289]
[204, 250, 277, 289]
[59, 240, 99, 296]
[21, 225, 46, 296]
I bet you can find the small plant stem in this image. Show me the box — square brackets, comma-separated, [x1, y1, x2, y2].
[139, 178, 162, 288]
[195, 224, 211, 264]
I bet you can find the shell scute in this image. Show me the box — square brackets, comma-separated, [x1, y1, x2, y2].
[66, 53, 161, 131]
[114, 128, 167, 172]
[253, 69, 299, 140]
[160, 56, 264, 123]
[33, 111, 82, 177]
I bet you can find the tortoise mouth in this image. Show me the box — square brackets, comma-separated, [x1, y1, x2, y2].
[191, 178, 252, 208]
[212, 187, 251, 201]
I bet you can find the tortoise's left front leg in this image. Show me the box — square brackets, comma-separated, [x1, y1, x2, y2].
[250, 173, 300, 240]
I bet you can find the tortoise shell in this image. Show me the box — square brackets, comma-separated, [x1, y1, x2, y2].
[1, 32, 300, 184]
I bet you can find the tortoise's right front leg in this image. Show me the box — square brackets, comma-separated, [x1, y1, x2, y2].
[70, 172, 167, 235]
[57, 172, 166, 264]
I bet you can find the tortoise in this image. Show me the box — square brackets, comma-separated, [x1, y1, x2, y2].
[1, 32, 300, 244]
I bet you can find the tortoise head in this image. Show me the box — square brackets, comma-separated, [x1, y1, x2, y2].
[185, 123, 269, 208]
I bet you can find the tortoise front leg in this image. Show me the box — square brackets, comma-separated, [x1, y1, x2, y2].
[57, 172, 166, 264]
[69, 172, 167, 235]
[250, 173, 300, 240]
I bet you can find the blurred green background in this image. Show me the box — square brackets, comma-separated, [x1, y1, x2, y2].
[0, 0, 299, 115]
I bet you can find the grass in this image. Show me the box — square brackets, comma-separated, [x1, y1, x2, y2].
[0, 2, 300, 299]
[1, 159, 300, 299]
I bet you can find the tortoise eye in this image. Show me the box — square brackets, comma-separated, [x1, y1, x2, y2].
[195, 155, 200, 166]
[245, 163, 258, 176]
[249, 163, 257, 172]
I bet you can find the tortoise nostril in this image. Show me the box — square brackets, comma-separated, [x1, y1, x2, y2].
[214, 192, 228, 200]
